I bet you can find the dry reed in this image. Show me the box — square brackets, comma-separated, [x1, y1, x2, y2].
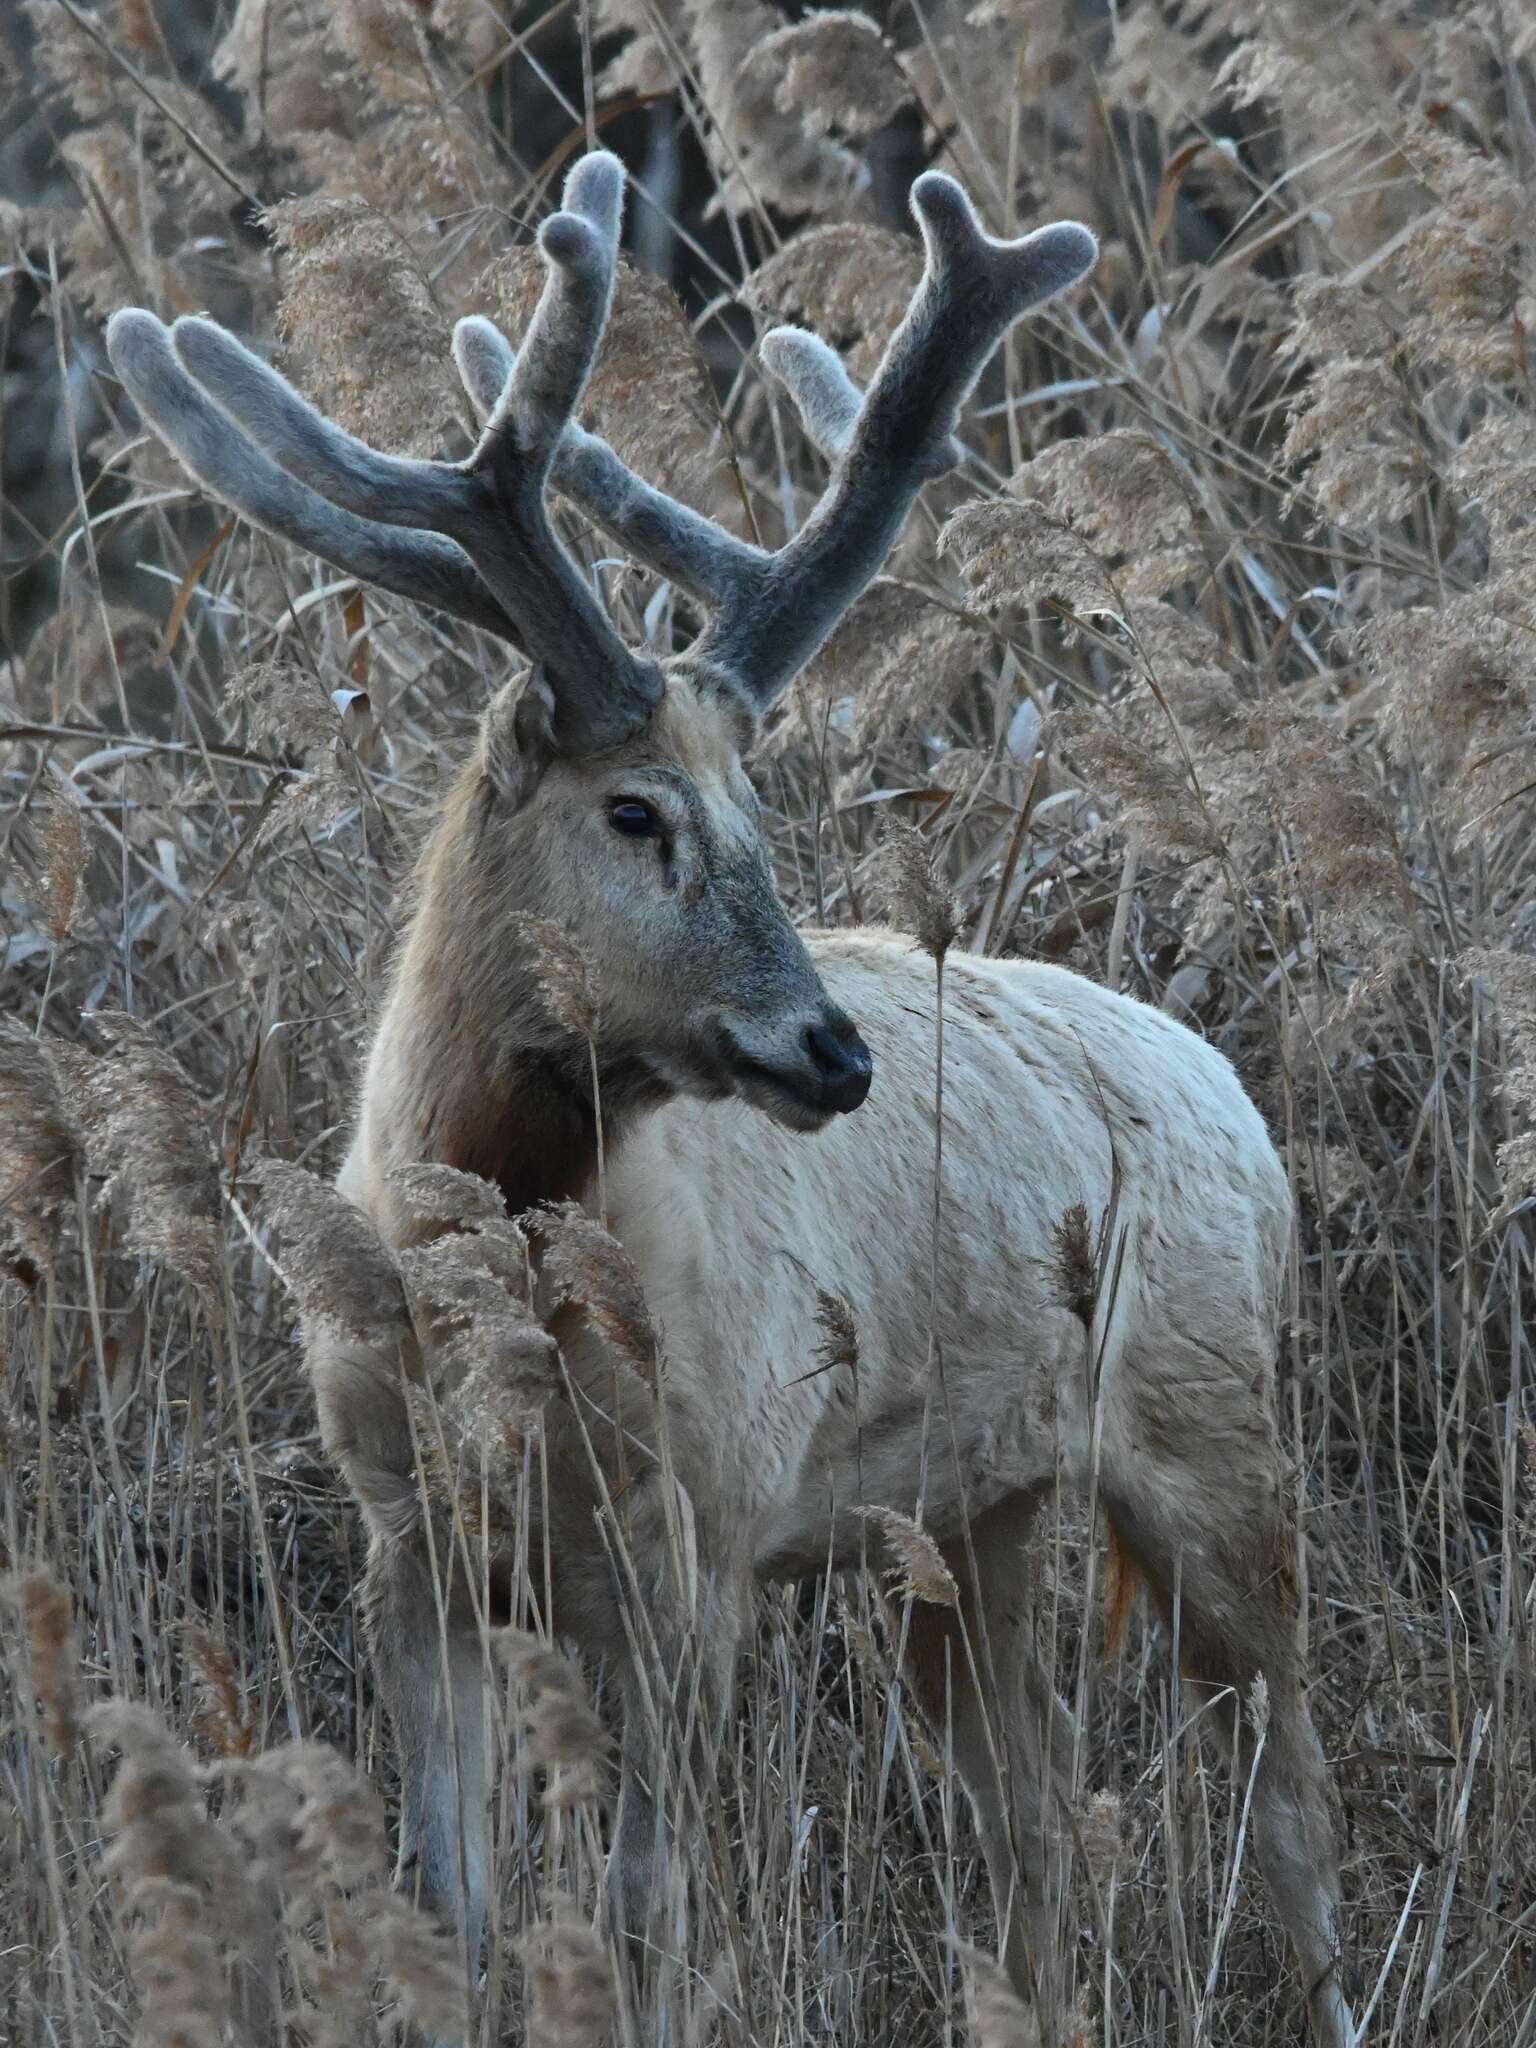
[2, 2, 1533, 2043]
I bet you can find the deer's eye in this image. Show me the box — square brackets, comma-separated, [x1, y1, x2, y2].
[608, 798, 660, 838]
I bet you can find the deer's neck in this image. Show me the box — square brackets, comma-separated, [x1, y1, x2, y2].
[350, 774, 662, 1240]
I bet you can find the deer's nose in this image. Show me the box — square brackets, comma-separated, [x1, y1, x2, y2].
[804, 1015, 873, 1114]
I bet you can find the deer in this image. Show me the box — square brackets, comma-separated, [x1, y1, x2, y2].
[107, 149, 1354, 2047]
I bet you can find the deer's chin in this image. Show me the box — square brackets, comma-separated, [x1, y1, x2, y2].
[638, 1046, 839, 1133]
[729, 1064, 839, 1134]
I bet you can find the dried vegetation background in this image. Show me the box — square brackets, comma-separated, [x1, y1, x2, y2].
[2, 0, 1535, 2043]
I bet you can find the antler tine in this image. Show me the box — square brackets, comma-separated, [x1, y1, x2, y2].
[106, 311, 520, 641]
[757, 328, 866, 463]
[452, 314, 765, 612]
[697, 174, 1097, 703]
[166, 315, 460, 532]
[452, 314, 515, 418]
[480, 152, 621, 478]
[759, 327, 977, 481]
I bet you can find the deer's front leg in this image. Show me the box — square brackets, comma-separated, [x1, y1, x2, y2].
[610, 1696, 664, 1953]
[367, 1542, 490, 2029]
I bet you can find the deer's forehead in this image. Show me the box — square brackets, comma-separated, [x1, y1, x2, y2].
[542, 686, 755, 850]
[650, 683, 745, 779]
[600, 689, 756, 827]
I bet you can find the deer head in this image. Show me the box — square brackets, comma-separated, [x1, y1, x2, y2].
[106, 154, 1094, 1131]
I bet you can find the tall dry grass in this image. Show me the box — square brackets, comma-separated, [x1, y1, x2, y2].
[2, 1, 1534, 2042]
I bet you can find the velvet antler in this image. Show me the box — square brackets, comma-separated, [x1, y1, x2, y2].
[109, 152, 1095, 744]
[109, 153, 661, 754]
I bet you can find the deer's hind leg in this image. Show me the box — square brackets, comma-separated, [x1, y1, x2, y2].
[896, 1488, 1076, 2025]
[1103, 1377, 1353, 2048]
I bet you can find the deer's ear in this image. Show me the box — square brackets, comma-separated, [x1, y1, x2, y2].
[481, 666, 558, 807]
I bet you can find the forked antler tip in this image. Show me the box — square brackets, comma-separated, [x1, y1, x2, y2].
[169, 312, 247, 384]
[538, 210, 603, 274]
[909, 169, 1097, 307]
[105, 306, 167, 377]
[1028, 219, 1099, 293]
[561, 147, 625, 243]
[539, 147, 625, 273]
